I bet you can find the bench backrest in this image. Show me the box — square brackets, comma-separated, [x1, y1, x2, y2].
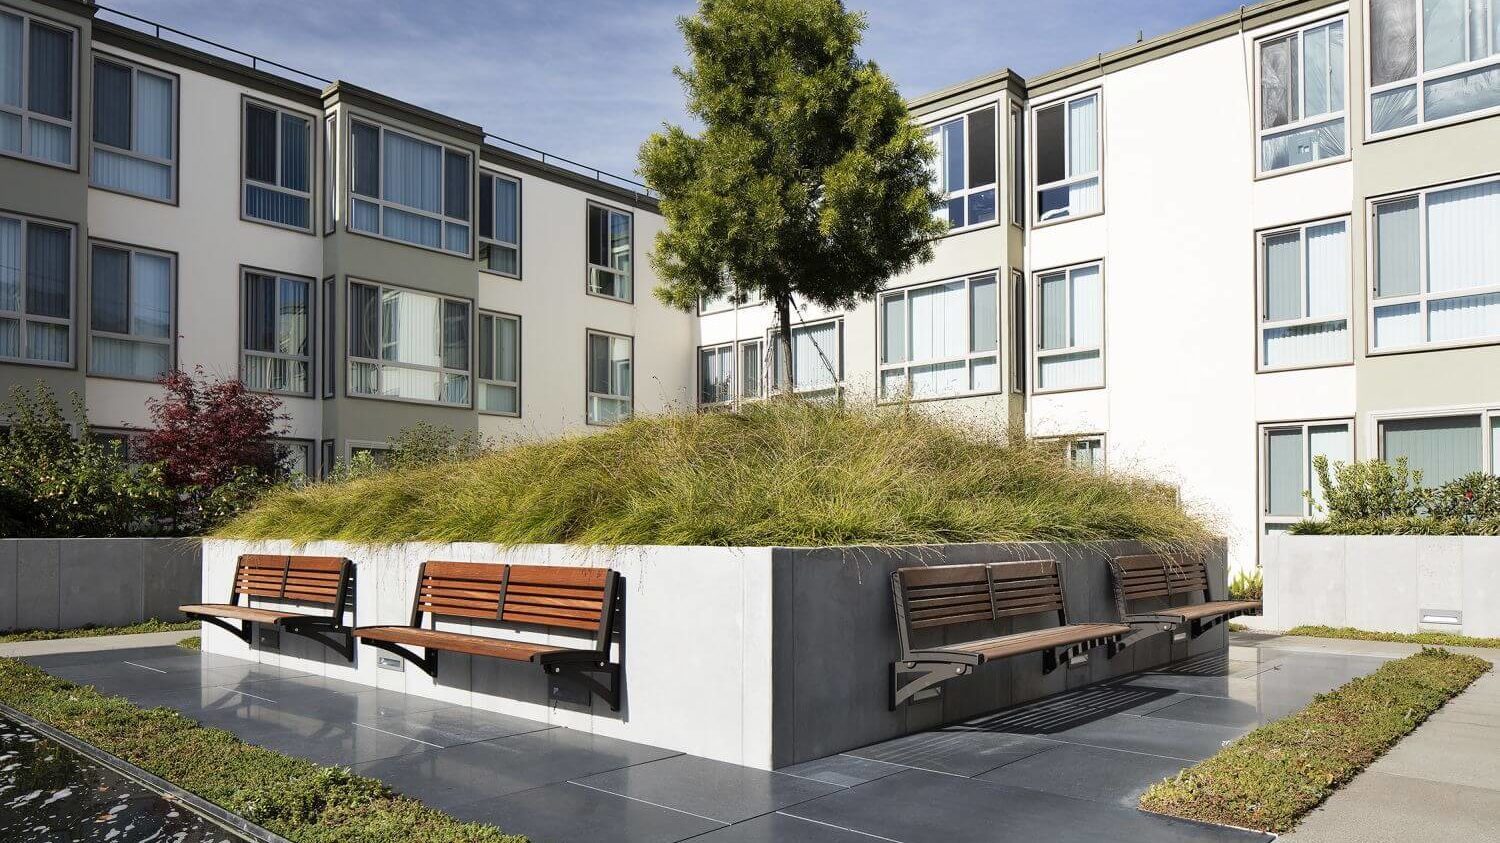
[892, 559, 1068, 654]
[413, 561, 620, 651]
[233, 554, 351, 615]
[1109, 553, 1211, 615]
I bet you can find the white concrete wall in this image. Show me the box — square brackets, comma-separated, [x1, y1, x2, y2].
[201, 539, 776, 768]
[1259, 534, 1500, 635]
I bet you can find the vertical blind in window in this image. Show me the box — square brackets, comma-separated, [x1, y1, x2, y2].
[587, 332, 632, 423]
[1258, 19, 1346, 172]
[478, 172, 520, 275]
[1382, 415, 1482, 486]
[1, 12, 73, 165]
[349, 120, 471, 254]
[347, 282, 470, 405]
[928, 105, 997, 229]
[1261, 219, 1349, 367]
[698, 344, 733, 405]
[1369, 0, 1500, 132]
[242, 272, 310, 394]
[770, 321, 840, 396]
[478, 312, 519, 414]
[587, 204, 632, 300]
[739, 340, 763, 400]
[1036, 264, 1102, 390]
[1264, 423, 1351, 527]
[243, 102, 311, 229]
[0, 215, 71, 364]
[89, 244, 171, 379]
[878, 274, 999, 400]
[1035, 93, 1100, 222]
[92, 58, 173, 200]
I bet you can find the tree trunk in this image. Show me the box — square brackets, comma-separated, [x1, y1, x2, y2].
[774, 291, 794, 396]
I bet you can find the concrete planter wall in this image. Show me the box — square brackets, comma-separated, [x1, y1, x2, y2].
[201, 538, 1228, 769]
[1260, 534, 1500, 636]
[0, 538, 202, 632]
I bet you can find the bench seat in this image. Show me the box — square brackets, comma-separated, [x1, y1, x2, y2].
[928, 622, 1134, 664]
[180, 604, 305, 625]
[1109, 554, 1262, 640]
[354, 625, 571, 662]
[1154, 600, 1262, 623]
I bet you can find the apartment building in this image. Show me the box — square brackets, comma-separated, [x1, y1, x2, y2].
[0, 0, 693, 477]
[699, 0, 1500, 573]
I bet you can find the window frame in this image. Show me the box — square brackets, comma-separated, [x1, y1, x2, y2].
[698, 284, 764, 315]
[344, 277, 473, 408]
[585, 200, 634, 303]
[1031, 89, 1103, 227]
[86, 239, 175, 382]
[876, 271, 1002, 404]
[1065, 434, 1106, 472]
[766, 316, 844, 399]
[88, 52, 178, 204]
[0, 210, 75, 368]
[346, 116, 473, 257]
[1371, 405, 1500, 479]
[697, 341, 735, 408]
[925, 102, 1001, 234]
[1259, 417, 1355, 535]
[1253, 14, 1351, 178]
[0, 9, 78, 169]
[738, 338, 765, 402]
[321, 276, 334, 399]
[478, 169, 522, 279]
[1009, 101, 1025, 228]
[1256, 215, 1354, 372]
[239, 96, 315, 234]
[1010, 268, 1026, 394]
[1031, 260, 1105, 395]
[239, 267, 314, 397]
[272, 437, 315, 481]
[322, 113, 336, 235]
[1365, 0, 1500, 140]
[1366, 174, 1500, 355]
[585, 328, 634, 425]
[319, 438, 335, 479]
[477, 309, 521, 417]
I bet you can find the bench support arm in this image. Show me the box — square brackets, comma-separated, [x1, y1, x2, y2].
[281, 618, 355, 662]
[540, 652, 621, 712]
[890, 659, 975, 710]
[188, 612, 253, 646]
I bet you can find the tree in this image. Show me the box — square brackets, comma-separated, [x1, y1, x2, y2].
[639, 0, 944, 393]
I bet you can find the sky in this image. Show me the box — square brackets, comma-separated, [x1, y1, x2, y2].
[101, 0, 1245, 181]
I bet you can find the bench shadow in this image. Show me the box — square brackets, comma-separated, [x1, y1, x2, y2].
[950, 683, 1178, 736]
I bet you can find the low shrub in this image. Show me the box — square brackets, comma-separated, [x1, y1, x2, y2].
[0, 658, 525, 842]
[0, 619, 198, 644]
[1290, 456, 1500, 536]
[222, 401, 1214, 549]
[1139, 647, 1489, 833]
[1286, 625, 1500, 650]
[1228, 568, 1262, 601]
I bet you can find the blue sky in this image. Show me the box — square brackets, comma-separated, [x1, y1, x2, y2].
[104, 0, 1244, 180]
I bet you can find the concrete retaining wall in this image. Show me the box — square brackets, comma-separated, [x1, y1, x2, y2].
[0, 538, 202, 632]
[1260, 534, 1500, 636]
[200, 538, 1228, 769]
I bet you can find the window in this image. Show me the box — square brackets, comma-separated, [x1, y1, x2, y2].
[739, 339, 764, 400]
[587, 202, 632, 300]
[1257, 18, 1347, 173]
[242, 270, 311, 395]
[1066, 435, 1105, 472]
[91, 56, 174, 201]
[1262, 420, 1353, 532]
[878, 272, 999, 401]
[478, 310, 520, 415]
[699, 284, 762, 314]
[1034, 263, 1103, 391]
[1009, 103, 1024, 227]
[928, 104, 997, 230]
[1371, 177, 1500, 351]
[1033, 91, 1100, 223]
[321, 277, 334, 398]
[586, 330, 632, 424]
[92, 428, 135, 461]
[0, 213, 72, 365]
[1368, 0, 1500, 134]
[349, 119, 470, 254]
[1259, 218, 1350, 369]
[274, 439, 312, 480]
[347, 280, 470, 406]
[1379, 411, 1500, 486]
[319, 439, 334, 479]
[89, 242, 171, 379]
[769, 319, 841, 398]
[1010, 269, 1026, 394]
[347, 441, 390, 467]
[0, 10, 74, 166]
[243, 100, 311, 230]
[478, 171, 520, 276]
[698, 343, 733, 406]
[323, 115, 335, 234]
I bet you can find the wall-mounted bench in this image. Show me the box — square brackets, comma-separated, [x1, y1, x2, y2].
[1109, 553, 1261, 640]
[889, 559, 1130, 709]
[354, 561, 623, 711]
[181, 554, 354, 660]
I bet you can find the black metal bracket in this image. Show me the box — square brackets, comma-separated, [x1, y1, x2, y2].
[542, 655, 621, 711]
[889, 660, 972, 710]
[191, 613, 252, 645]
[363, 639, 438, 677]
[1121, 620, 1179, 648]
[1190, 607, 1260, 639]
[281, 620, 355, 662]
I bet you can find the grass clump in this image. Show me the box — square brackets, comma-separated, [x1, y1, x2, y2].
[0, 658, 525, 842]
[1287, 625, 1500, 650]
[178, 635, 201, 650]
[0, 618, 198, 644]
[1139, 647, 1489, 833]
[220, 402, 1211, 548]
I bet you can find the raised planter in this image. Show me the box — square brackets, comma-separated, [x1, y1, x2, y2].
[1260, 534, 1500, 636]
[0, 538, 202, 632]
[200, 538, 1228, 769]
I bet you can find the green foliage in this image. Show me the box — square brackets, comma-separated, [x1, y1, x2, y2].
[386, 421, 490, 471]
[1228, 568, 1262, 602]
[1286, 625, 1500, 649]
[1293, 457, 1500, 535]
[1139, 648, 1489, 833]
[0, 658, 525, 842]
[221, 401, 1212, 550]
[0, 618, 198, 643]
[178, 635, 201, 650]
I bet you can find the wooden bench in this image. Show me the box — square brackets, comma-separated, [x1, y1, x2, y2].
[1109, 553, 1261, 640]
[889, 559, 1130, 709]
[354, 561, 623, 711]
[181, 554, 354, 660]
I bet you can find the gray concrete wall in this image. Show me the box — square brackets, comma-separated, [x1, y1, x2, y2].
[0, 538, 202, 632]
[1261, 534, 1500, 637]
[770, 540, 1228, 766]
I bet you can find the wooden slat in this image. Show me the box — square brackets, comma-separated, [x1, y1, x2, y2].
[422, 560, 507, 583]
[506, 564, 609, 587]
[501, 610, 599, 631]
[898, 564, 988, 589]
[286, 555, 346, 572]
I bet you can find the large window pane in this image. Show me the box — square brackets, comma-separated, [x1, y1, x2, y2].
[90, 247, 129, 335]
[1371, 0, 1419, 84]
[131, 253, 170, 338]
[1424, 64, 1500, 122]
[1260, 35, 1297, 129]
[1264, 231, 1302, 320]
[1039, 272, 1067, 350]
[908, 281, 965, 360]
[348, 282, 468, 404]
[1424, 0, 1467, 71]
[1375, 198, 1421, 297]
[382, 131, 441, 213]
[351, 121, 379, 197]
[1266, 428, 1305, 516]
[699, 345, 732, 404]
[966, 106, 995, 189]
[280, 112, 308, 191]
[26, 223, 68, 318]
[1426, 180, 1500, 293]
[92, 59, 129, 149]
[1382, 415, 1482, 486]
[1306, 221, 1349, 317]
[970, 277, 998, 352]
[1035, 103, 1064, 186]
[244, 103, 277, 183]
[242, 273, 276, 353]
[1066, 95, 1098, 177]
[27, 21, 69, 120]
[132, 70, 172, 160]
[0, 13, 20, 109]
[880, 295, 905, 364]
[1308, 425, 1352, 513]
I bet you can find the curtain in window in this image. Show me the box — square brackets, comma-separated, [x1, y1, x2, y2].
[91, 251, 169, 379]
[909, 281, 964, 361]
[1372, 86, 1419, 133]
[1383, 415, 1481, 486]
[1306, 222, 1348, 317]
[1375, 198, 1421, 297]
[942, 120, 964, 193]
[1302, 23, 1343, 118]
[1067, 96, 1098, 176]
[277, 277, 308, 357]
[1374, 301, 1422, 346]
[27, 21, 69, 120]
[351, 122, 379, 198]
[281, 113, 308, 191]
[1308, 425, 1351, 513]
[1371, 0, 1418, 84]
[970, 277, 997, 352]
[0, 13, 20, 114]
[1070, 265, 1102, 347]
[495, 177, 518, 242]
[1264, 232, 1302, 320]
[699, 346, 732, 403]
[443, 150, 468, 220]
[347, 283, 378, 360]
[441, 299, 468, 371]
[25, 223, 68, 319]
[740, 342, 762, 399]
[494, 316, 517, 383]
[1266, 428, 1305, 516]
[133, 71, 171, 158]
[93, 60, 129, 148]
[792, 323, 837, 391]
[246, 185, 310, 229]
[0, 217, 19, 315]
[1427, 180, 1500, 293]
[384, 288, 440, 367]
[382, 206, 440, 248]
[382, 131, 441, 213]
[1039, 273, 1067, 350]
[244, 105, 277, 183]
[130, 253, 169, 340]
[1493, 418, 1499, 473]
[92, 334, 166, 378]
[242, 273, 276, 354]
[90, 246, 128, 334]
[1038, 351, 1101, 390]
